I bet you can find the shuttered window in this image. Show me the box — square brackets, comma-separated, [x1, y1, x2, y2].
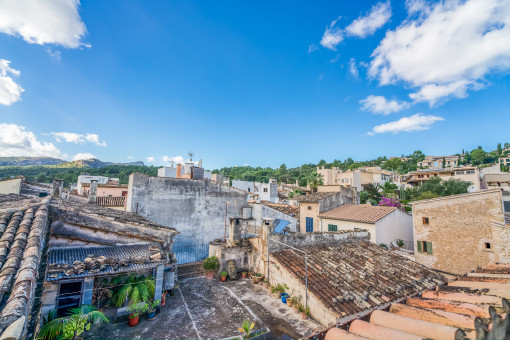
[328, 224, 337, 232]
[417, 241, 433, 254]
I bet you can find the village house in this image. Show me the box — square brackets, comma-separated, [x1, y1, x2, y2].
[157, 160, 211, 180]
[417, 155, 460, 168]
[402, 167, 481, 191]
[318, 204, 413, 249]
[481, 173, 510, 190]
[80, 182, 128, 198]
[411, 189, 510, 275]
[317, 166, 396, 191]
[76, 175, 119, 195]
[231, 179, 279, 203]
[0, 181, 178, 339]
[291, 189, 358, 233]
[499, 156, 510, 167]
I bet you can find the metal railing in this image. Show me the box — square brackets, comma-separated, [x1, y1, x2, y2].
[173, 243, 209, 265]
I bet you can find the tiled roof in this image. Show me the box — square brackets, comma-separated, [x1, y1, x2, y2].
[0, 198, 50, 336]
[81, 183, 128, 188]
[96, 196, 126, 207]
[292, 192, 339, 203]
[46, 243, 165, 281]
[272, 242, 445, 319]
[320, 264, 510, 340]
[484, 173, 510, 182]
[261, 203, 298, 218]
[319, 204, 396, 223]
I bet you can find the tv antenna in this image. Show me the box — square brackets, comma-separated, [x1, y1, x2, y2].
[170, 160, 175, 167]
[188, 151, 194, 162]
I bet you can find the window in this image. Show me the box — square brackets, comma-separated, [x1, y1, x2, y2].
[57, 281, 83, 317]
[417, 241, 433, 254]
[307, 206, 312, 210]
[306, 217, 313, 232]
[247, 188, 250, 192]
[328, 224, 337, 232]
[263, 188, 268, 192]
[485, 242, 491, 249]
[422, 217, 429, 225]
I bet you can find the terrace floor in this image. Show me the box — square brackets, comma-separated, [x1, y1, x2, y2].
[85, 276, 319, 339]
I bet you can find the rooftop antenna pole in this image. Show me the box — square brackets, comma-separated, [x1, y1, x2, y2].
[188, 152, 194, 162]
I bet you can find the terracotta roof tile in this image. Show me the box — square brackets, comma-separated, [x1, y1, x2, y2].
[292, 192, 339, 203]
[319, 204, 397, 223]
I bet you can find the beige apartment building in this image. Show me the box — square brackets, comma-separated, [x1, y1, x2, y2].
[317, 166, 395, 191]
[499, 156, 510, 167]
[411, 189, 510, 275]
[402, 167, 480, 191]
[417, 155, 459, 168]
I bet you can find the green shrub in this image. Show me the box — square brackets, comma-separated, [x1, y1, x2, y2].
[203, 256, 220, 271]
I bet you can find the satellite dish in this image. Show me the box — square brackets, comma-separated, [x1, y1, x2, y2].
[467, 185, 477, 193]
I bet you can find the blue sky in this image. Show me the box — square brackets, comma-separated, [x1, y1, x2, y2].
[1, 0, 509, 170]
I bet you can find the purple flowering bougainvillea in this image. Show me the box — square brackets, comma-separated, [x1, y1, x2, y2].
[378, 196, 402, 209]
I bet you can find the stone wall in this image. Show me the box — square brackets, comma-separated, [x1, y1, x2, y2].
[250, 204, 298, 232]
[126, 173, 247, 246]
[0, 177, 22, 195]
[412, 189, 508, 275]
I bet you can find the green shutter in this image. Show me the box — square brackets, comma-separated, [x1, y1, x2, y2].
[426, 242, 433, 254]
[417, 241, 422, 253]
[328, 224, 337, 232]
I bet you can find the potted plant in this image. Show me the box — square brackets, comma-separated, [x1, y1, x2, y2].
[147, 299, 160, 320]
[286, 296, 293, 307]
[263, 280, 269, 288]
[292, 296, 301, 313]
[270, 285, 280, 298]
[274, 283, 288, 300]
[111, 274, 155, 308]
[220, 270, 228, 282]
[253, 273, 264, 283]
[242, 271, 248, 279]
[238, 319, 255, 339]
[301, 306, 310, 320]
[161, 291, 167, 307]
[37, 305, 108, 340]
[203, 256, 220, 280]
[127, 301, 147, 327]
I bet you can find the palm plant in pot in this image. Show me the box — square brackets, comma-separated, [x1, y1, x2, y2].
[146, 299, 160, 320]
[203, 256, 220, 280]
[220, 270, 228, 282]
[111, 274, 155, 308]
[38, 305, 108, 340]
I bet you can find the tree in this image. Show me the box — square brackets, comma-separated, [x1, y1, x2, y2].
[442, 157, 446, 168]
[505, 143, 510, 149]
[498, 143, 503, 155]
[471, 148, 488, 165]
[362, 184, 380, 205]
[38, 305, 108, 340]
[307, 173, 324, 192]
[383, 158, 402, 172]
[411, 150, 426, 163]
[381, 181, 398, 198]
[288, 189, 303, 199]
[278, 164, 287, 173]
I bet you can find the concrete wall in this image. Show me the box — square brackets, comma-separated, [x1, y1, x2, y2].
[412, 189, 508, 275]
[319, 218, 375, 242]
[158, 167, 177, 178]
[250, 204, 298, 232]
[374, 210, 414, 250]
[127, 173, 248, 246]
[319, 188, 357, 213]
[0, 177, 22, 195]
[231, 180, 279, 203]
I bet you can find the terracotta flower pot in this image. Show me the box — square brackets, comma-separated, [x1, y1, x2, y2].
[220, 275, 227, 282]
[242, 272, 247, 279]
[274, 292, 281, 299]
[129, 314, 139, 327]
[161, 292, 167, 306]
[205, 270, 215, 280]
[301, 312, 308, 320]
[263, 282, 269, 288]
[287, 300, 293, 307]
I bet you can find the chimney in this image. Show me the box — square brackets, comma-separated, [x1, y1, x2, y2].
[88, 180, 98, 204]
[228, 218, 242, 245]
[52, 180, 64, 197]
[176, 164, 182, 178]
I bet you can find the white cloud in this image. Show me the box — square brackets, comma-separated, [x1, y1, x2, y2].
[46, 48, 62, 61]
[360, 95, 411, 115]
[346, 1, 392, 38]
[367, 113, 444, 135]
[0, 123, 61, 157]
[146, 156, 155, 163]
[51, 132, 107, 146]
[369, 0, 510, 106]
[162, 155, 185, 165]
[0, 0, 87, 48]
[308, 44, 318, 54]
[0, 59, 24, 106]
[348, 58, 359, 78]
[320, 17, 343, 50]
[72, 152, 95, 161]
[329, 54, 340, 63]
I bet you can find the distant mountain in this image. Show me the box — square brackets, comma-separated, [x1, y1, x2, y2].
[0, 157, 145, 168]
[0, 157, 66, 167]
[55, 158, 145, 168]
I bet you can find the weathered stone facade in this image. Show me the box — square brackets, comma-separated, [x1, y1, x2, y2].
[411, 189, 509, 275]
